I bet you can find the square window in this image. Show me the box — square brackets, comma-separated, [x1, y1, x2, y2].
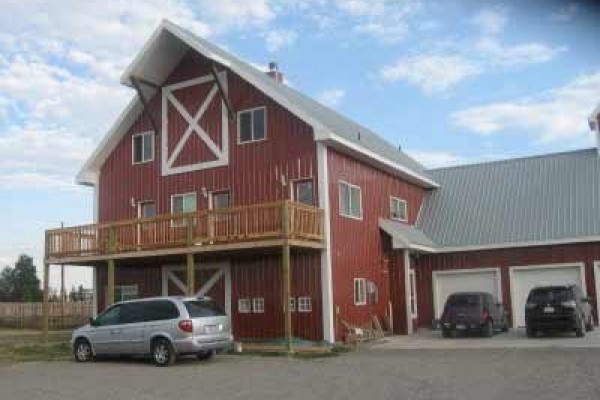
[211, 191, 231, 209]
[171, 193, 197, 227]
[238, 298, 251, 313]
[298, 297, 312, 313]
[339, 182, 362, 219]
[390, 197, 408, 221]
[294, 180, 314, 206]
[252, 297, 265, 313]
[354, 278, 366, 306]
[238, 107, 267, 143]
[132, 132, 154, 164]
[109, 284, 138, 302]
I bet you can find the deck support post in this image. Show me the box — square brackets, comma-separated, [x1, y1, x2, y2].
[403, 250, 413, 335]
[187, 253, 195, 297]
[42, 262, 50, 342]
[107, 259, 115, 307]
[282, 201, 293, 353]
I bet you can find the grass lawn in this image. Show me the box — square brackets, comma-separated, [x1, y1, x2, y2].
[0, 329, 72, 363]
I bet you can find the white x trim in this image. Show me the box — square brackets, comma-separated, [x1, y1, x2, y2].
[161, 72, 229, 175]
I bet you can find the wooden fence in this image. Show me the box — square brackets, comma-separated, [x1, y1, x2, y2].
[0, 302, 93, 330]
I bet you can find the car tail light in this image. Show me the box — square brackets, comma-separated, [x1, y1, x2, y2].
[178, 319, 193, 333]
[561, 300, 577, 309]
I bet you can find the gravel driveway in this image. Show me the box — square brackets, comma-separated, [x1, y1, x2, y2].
[2, 348, 599, 400]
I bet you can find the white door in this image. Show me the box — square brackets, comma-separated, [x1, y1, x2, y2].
[510, 263, 585, 328]
[433, 268, 501, 319]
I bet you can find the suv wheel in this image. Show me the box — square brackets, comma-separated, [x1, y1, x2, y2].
[73, 338, 93, 362]
[197, 350, 214, 361]
[482, 320, 493, 338]
[575, 315, 586, 338]
[152, 338, 175, 367]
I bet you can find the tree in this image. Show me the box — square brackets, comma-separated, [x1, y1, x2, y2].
[0, 255, 42, 302]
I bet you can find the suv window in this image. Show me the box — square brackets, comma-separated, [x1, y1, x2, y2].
[143, 300, 180, 321]
[184, 299, 226, 318]
[446, 294, 480, 307]
[528, 287, 573, 303]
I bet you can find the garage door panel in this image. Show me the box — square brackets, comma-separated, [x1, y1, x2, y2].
[511, 265, 584, 328]
[433, 269, 500, 319]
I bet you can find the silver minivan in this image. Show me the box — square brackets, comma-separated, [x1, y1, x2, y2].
[71, 296, 233, 366]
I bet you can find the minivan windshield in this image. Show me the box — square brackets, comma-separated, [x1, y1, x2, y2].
[446, 294, 480, 308]
[184, 299, 226, 318]
[528, 287, 572, 303]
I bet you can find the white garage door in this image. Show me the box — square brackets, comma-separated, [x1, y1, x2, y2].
[510, 263, 585, 328]
[433, 268, 501, 319]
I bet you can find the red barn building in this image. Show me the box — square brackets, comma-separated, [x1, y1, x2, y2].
[44, 21, 600, 344]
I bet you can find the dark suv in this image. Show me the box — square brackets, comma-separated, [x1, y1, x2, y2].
[525, 285, 594, 338]
[440, 292, 509, 338]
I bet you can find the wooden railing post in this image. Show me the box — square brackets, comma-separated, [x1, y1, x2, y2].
[282, 201, 290, 239]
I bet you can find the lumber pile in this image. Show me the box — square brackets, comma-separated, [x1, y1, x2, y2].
[341, 316, 386, 344]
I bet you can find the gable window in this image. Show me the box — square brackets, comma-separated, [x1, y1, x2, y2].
[132, 131, 154, 164]
[171, 193, 197, 227]
[354, 278, 366, 306]
[293, 179, 314, 206]
[390, 197, 408, 222]
[339, 181, 362, 219]
[238, 107, 266, 143]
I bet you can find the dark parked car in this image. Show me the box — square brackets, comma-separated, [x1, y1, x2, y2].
[440, 292, 509, 338]
[525, 285, 594, 338]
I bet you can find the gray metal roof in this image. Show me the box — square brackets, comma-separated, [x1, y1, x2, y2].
[416, 148, 600, 249]
[379, 219, 436, 250]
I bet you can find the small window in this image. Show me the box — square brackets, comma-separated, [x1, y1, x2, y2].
[132, 131, 154, 164]
[138, 201, 156, 219]
[390, 197, 408, 221]
[238, 298, 251, 313]
[238, 107, 266, 143]
[409, 269, 417, 318]
[339, 181, 362, 219]
[294, 180, 314, 206]
[252, 297, 265, 313]
[298, 297, 312, 313]
[289, 297, 296, 313]
[211, 191, 231, 209]
[109, 284, 138, 302]
[354, 278, 366, 306]
[171, 193, 197, 226]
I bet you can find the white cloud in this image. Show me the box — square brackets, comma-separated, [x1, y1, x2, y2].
[380, 55, 481, 93]
[264, 29, 298, 52]
[317, 88, 346, 107]
[471, 7, 507, 35]
[476, 37, 565, 67]
[452, 71, 600, 142]
[407, 150, 467, 168]
[335, 0, 385, 16]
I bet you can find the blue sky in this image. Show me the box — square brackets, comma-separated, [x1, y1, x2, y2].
[0, 0, 599, 289]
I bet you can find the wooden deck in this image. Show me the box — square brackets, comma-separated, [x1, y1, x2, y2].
[45, 201, 324, 264]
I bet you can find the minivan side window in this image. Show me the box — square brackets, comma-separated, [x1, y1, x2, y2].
[143, 300, 180, 321]
[95, 305, 122, 326]
[120, 303, 146, 324]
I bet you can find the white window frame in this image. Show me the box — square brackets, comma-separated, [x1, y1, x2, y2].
[132, 131, 154, 165]
[252, 297, 265, 313]
[237, 106, 267, 144]
[238, 298, 251, 314]
[354, 278, 367, 306]
[209, 189, 231, 210]
[292, 178, 315, 206]
[298, 296, 312, 313]
[170, 192, 197, 227]
[339, 181, 363, 220]
[289, 297, 296, 313]
[390, 196, 408, 222]
[109, 284, 139, 302]
[409, 269, 417, 318]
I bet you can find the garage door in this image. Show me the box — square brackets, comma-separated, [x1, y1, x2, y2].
[433, 268, 501, 319]
[510, 263, 585, 328]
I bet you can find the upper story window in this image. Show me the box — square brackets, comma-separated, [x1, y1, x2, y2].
[339, 181, 362, 219]
[293, 179, 314, 206]
[390, 197, 408, 222]
[238, 107, 266, 143]
[171, 193, 197, 214]
[210, 190, 231, 209]
[132, 131, 154, 164]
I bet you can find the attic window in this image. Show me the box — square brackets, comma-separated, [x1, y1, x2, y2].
[238, 107, 266, 143]
[132, 131, 154, 164]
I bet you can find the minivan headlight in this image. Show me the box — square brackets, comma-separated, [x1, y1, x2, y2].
[561, 300, 577, 309]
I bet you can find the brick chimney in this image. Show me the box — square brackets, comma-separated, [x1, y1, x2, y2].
[266, 61, 284, 83]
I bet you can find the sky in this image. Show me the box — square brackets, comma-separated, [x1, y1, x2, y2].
[0, 0, 599, 290]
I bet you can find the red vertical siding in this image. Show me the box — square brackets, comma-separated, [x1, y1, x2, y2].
[326, 148, 427, 340]
[415, 242, 600, 328]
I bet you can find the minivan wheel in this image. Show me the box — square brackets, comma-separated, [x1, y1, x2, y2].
[575, 315, 586, 338]
[482, 320, 493, 338]
[152, 338, 175, 367]
[197, 350, 214, 361]
[73, 338, 93, 362]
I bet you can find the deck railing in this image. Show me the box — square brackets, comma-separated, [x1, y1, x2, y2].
[45, 201, 324, 260]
